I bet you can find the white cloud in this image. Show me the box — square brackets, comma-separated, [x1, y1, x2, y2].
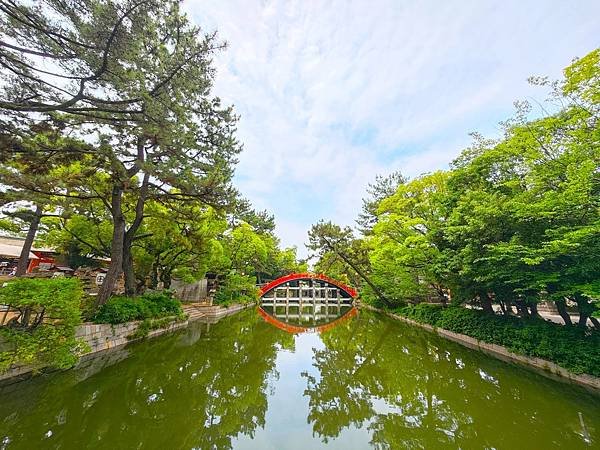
[184, 0, 600, 256]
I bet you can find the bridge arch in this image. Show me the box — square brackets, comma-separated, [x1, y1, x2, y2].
[259, 272, 358, 298]
[258, 306, 358, 334]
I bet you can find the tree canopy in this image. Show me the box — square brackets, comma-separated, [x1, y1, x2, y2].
[0, 0, 304, 309]
[309, 48, 600, 326]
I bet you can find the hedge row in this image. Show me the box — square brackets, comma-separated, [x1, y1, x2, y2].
[93, 291, 183, 325]
[395, 304, 600, 377]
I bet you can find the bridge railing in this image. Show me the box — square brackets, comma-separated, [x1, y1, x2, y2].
[258, 273, 358, 298]
[260, 285, 353, 307]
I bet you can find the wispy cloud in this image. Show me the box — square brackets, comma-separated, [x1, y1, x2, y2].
[185, 0, 600, 256]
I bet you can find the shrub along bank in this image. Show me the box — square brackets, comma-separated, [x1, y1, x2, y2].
[0, 278, 88, 373]
[92, 291, 184, 325]
[0, 282, 214, 376]
[395, 304, 600, 377]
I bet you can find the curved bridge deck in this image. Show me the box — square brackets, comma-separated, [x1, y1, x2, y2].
[259, 273, 356, 307]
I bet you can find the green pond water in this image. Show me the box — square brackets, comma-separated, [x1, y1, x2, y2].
[0, 307, 599, 449]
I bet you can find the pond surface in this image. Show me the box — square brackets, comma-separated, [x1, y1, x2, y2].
[0, 307, 598, 449]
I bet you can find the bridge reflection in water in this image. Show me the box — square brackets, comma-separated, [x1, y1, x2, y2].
[258, 273, 357, 333]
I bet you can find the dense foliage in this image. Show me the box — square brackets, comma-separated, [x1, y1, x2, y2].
[213, 273, 260, 306]
[0, 1, 305, 310]
[309, 48, 600, 327]
[396, 304, 600, 376]
[92, 292, 183, 325]
[0, 278, 87, 372]
[0, 309, 295, 449]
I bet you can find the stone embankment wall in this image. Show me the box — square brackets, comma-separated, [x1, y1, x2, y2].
[75, 302, 255, 354]
[75, 320, 183, 353]
[361, 304, 600, 392]
[197, 302, 253, 320]
[0, 302, 256, 384]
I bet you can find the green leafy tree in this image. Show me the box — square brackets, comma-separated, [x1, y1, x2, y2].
[308, 220, 388, 306]
[0, 124, 95, 275]
[134, 201, 228, 289]
[369, 171, 450, 305]
[1, 1, 242, 307]
[0, 278, 87, 372]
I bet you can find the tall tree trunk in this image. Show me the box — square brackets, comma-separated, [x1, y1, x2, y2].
[122, 172, 150, 296]
[515, 299, 529, 317]
[96, 185, 125, 307]
[16, 204, 43, 276]
[574, 294, 591, 329]
[480, 294, 494, 314]
[160, 268, 172, 289]
[577, 311, 589, 329]
[20, 307, 32, 327]
[529, 302, 541, 319]
[554, 299, 572, 325]
[150, 259, 159, 289]
[122, 243, 136, 296]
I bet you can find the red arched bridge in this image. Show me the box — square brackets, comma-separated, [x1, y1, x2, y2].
[259, 273, 357, 306]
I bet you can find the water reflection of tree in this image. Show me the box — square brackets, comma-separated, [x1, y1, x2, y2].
[302, 311, 599, 449]
[303, 311, 496, 447]
[0, 310, 293, 450]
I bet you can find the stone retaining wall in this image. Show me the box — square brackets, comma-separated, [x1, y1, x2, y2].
[0, 302, 256, 385]
[200, 302, 255, 320]
[362, 304, 600, 392]
[73, 318, 194, 354]
[75, 302, 256, 354]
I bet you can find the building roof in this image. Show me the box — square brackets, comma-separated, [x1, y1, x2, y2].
[0, 243, 39, 259]
[0, 236, 55, 253]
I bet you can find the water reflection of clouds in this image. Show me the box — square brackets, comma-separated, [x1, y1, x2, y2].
[232, 331, 371, 450]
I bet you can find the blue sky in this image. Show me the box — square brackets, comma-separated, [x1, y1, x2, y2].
[185, 0, 600, 258]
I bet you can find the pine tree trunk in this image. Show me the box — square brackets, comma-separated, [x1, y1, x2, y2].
[324, 237, 389, 307]
[122, 241, 136, 296]
[16, 205, 43, 276]
[122, 172, 149, 296]
[554, 299, 572, 325]
[96, 186, 125, 307]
